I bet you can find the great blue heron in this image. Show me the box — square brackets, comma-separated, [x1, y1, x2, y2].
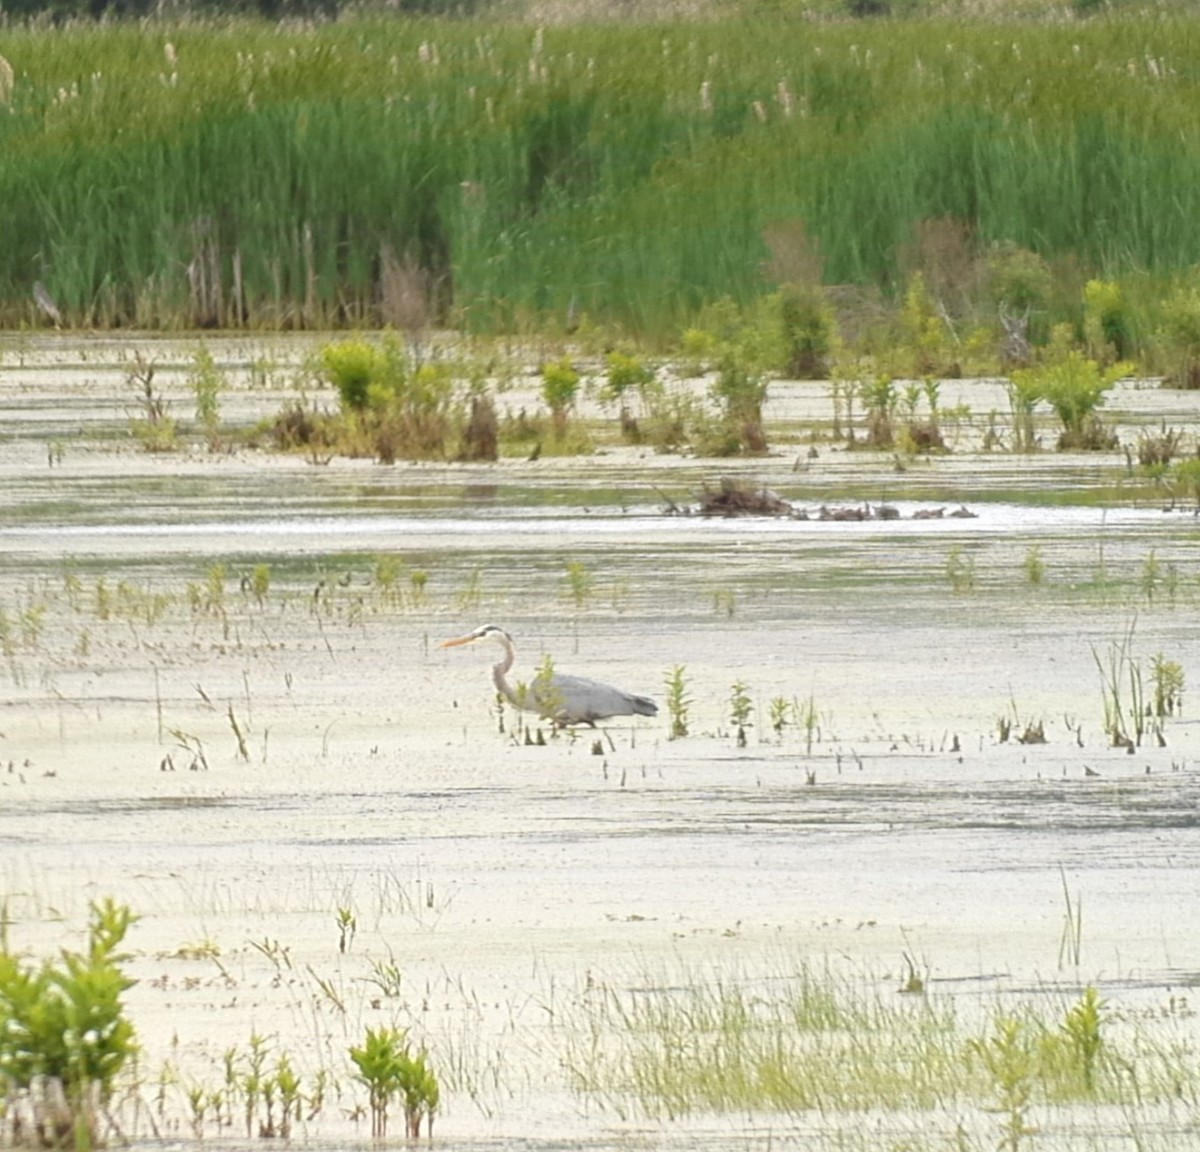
[440, 624, 658, 727]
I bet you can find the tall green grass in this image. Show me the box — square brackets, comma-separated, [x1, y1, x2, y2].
[3, 16, 1200, 334]
[562, 959, 1200, 1133]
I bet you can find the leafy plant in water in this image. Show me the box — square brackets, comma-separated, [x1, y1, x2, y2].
[899, 271, 950, 376]
[858, 372, 897, 448]
[189, 346, 226, 451]
[365, 953, 404, 1000]
[729, 680, 753, 747]
[663, 664, 691, 740]
[1150, 652, 1184, 720]
[769, 696, 791, 738]
[1005, 366, 1043, 453]
[1082, 278, 1130, 363]
[248, 563, 271, 608]
[601, 350, 654, 400]
[777, 282, 835, 379]
[222, 1032, 313, 1140]
[323, 340, 380, 412]
[969, 1014, 1037, 1152]
[1156, 282, 1200, 388]
[0, 899, 138, 1149]
[1172, 457, 1200, 509]
[349, 1026, 439, 1140]
[710, 345, 769, 455]
[1023, 545, 1045, 586]
[563, 560, 592, 612]
[335, 906, 357, 955]
[712, 587, 736, 618]
[946, 544, 975, 592]
[600, 350, 656, 443]
[530, 652, 566, 726]
[540, 356, 581, 438]
[1010, 333, 1129, 451]
[797, 695, 820, 754]
[1057, 986, 1105, 1095]
[320, 336, 456, 461]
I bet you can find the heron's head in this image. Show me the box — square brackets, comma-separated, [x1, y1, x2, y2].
[439, 624, 512, 650]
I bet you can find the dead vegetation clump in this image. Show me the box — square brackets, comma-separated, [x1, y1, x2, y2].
[460, 394, 499, 461]
[697, 478, 795, 517]
[1136, 424, 1182, 469]
[670, 478, 977, 521]
[268, 402, 336, 463]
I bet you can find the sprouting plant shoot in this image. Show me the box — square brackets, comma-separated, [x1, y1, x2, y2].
[729, 680, 753, 747]
[664, 664, 691, 739]
[564, 559, 592, 611]
[349, 1026, 439, 1140]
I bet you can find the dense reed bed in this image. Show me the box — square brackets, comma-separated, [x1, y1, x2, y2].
[2, 14, 1200, 335]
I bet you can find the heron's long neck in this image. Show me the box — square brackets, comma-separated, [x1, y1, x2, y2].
[491, 638, 519, 705]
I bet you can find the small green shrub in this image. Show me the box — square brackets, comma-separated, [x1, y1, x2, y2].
[968, 1014, 1037, 1152]
[322, 340, 381, 412]
[0, 899, 138, 1149]
[1150, 653, 1184, 718]
[899, 272, 950, 376]
[664, 665, 692, 740]
[729, 680, 753, 747]
[349, 1027, 439, 1140]
[859, 372, 898, 448]
[1023, 546, 1045, 586]
[540, 357, 581, 437]
[1082, 279, 1131, 363]
[777, 283, 836, 379]
[1157, 283, 1200, 388]
[564, 560, 592, 611]
[189, 346, 226, 451]
[946, 545, 975, 592]
[710, 346, 769, 455]
[1010, 333, 1129, 450]
[601, 350, 655, 403]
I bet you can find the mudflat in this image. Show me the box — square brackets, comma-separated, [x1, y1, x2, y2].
[1, 334, 1198, 1149]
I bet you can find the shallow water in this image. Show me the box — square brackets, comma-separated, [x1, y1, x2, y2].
[2, 337, 1199, 1149]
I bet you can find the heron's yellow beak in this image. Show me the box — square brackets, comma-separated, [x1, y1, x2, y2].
[439, 634, 475, 649]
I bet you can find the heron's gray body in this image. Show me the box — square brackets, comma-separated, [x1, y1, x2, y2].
[442, 624, 658, 727]
[503, 667, 658, 727]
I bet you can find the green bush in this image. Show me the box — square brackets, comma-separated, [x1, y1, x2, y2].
[777, 283, 836, 379]
[1010, 333, 1129, 450]
[322, 340, 382, 413]
[601, 350, 655, 403]
[899, 272, 950, 376]
[711, 345, 769, 455]
[0, 900, 138, 1148]
[349, 1026, 439, 1140]
[1082, 279, 1131, 363]
[540, 357, 581, 436]
[1157, 284, 1200, 388]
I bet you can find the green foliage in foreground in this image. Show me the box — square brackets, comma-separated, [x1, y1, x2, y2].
[0, 900, 138, 1148]
[4, 16, 1200, 336]
[349, 1026, 439, 1140]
